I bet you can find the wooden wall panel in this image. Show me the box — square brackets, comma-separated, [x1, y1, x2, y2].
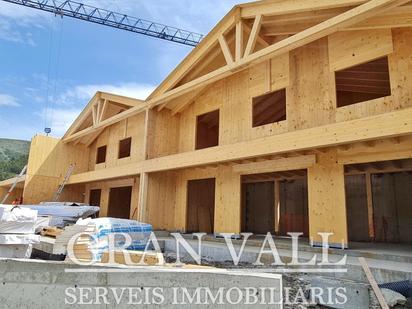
[88, 113, 146, 170]
[147, 109, 180, 159]
[146, 171, 177, 230]
[328, 29, 393, 72]
[288, 38, 335, 130]
[307, 150, 348, 247]
[214, 167, 241, 234]
[23, 135, 89, 204]
[335, 28, 412, 121]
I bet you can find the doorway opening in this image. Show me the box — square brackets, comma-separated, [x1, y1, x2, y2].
[108, 186, 132, 219]
[186, 178, 215, 233]
[345, 159, 412, 244]
[241, 170, 308, 236]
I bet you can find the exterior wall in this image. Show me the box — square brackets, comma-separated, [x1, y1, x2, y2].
[88, 113, 146, 171]
[84, 177, 139, 219]
[20, 26, 412, 247]
[23, 135, 89, 204]
[148, 28, 412, 158]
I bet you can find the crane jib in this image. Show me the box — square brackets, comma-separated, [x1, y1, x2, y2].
[1, 0, 204, 47]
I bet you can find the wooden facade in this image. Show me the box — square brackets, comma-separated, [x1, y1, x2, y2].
[16, 0, 412, 247]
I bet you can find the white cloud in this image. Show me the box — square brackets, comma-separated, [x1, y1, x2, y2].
[56, 82, 156, 106]
[0, 94, 20, 107]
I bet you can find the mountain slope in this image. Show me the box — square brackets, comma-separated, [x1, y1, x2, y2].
[0, 138, 30, 181]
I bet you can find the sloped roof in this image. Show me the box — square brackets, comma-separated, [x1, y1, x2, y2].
[62, 91, 145, 145]
[144, 0, 411, 112]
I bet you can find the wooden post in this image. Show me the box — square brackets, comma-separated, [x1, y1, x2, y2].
[307, 150, 348, 248]
[138, 172, 149, 222]
[214, 167, 241, 234]
[274, 180, 280, 234]
[365, 172, 375, 240]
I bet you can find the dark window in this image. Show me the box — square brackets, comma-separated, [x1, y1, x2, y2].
[118, 137, 132, 159]
[195, 110, 219, 150]
[252, 88, 286, 127]
[336, 56, 391, 108]
[96, 145, 107, 164]
[89, 189, 102, 207]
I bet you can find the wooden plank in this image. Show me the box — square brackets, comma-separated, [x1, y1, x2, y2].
[244, 14, 263, 57]
[218, 34, 234, 65]
[274, 180, 280, 233]
[98, 99, 108, 123]
[100, 92, 144, 107]
[365, 172, 375, 240]
[358, 257, 389, 309]
[235, 21, 244, 61]
[240, 0, 367, 18]
[232, 155, 316, 174]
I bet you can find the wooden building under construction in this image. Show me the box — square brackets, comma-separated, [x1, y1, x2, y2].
[4, 0, 412, 248]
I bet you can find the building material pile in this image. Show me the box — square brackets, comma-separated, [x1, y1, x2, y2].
[22, 203, 99, 227]
[0, 205, 40, 258]
[62, 217, 152, 263]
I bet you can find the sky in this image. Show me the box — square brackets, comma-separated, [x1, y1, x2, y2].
[0, 0, 241, 140]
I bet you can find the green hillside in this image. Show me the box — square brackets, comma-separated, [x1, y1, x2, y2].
[0, 138, 30, 181]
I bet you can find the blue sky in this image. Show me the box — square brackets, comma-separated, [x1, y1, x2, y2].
[0, 0, 240, 140]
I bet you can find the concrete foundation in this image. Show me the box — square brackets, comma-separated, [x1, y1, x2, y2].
[0, 259, 282, 308]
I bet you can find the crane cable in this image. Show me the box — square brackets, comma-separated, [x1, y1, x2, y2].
[43, 13, 64, 135]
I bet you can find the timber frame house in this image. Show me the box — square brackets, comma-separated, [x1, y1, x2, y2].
[10, 0, 412, 247]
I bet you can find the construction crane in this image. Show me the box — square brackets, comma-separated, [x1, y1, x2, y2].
[1, 0, 204, 47]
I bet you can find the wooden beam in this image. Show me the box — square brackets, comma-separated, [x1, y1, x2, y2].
[218, 34, 234, 65]
[147, 0, 408, 111]
[98, 99, 108, 123]
[233, 155, 316, 174]
[147, 11, 237, 99]
[244, 14, 263, 56]
[171, 87, 207, 115]
[359, 257, 389, 309]
[63, 100, 147, 143]
[243, 21, 270, 48]
[92, 104, 97, 126]
[240, 0, 367, 18]
[338, 136, 412, 164]
[365, 172, 375, 240]
[142, 107, 412, 173]
[100, 92, 144, 107]
[235, 21, 244, 61]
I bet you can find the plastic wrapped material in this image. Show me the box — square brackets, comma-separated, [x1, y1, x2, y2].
[21, 204, 99, 228]
[0, 244, 33, 258]
[0, 205, 38, 234]
[72, 218, 153, 261]
[0, 234, 40, 245]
